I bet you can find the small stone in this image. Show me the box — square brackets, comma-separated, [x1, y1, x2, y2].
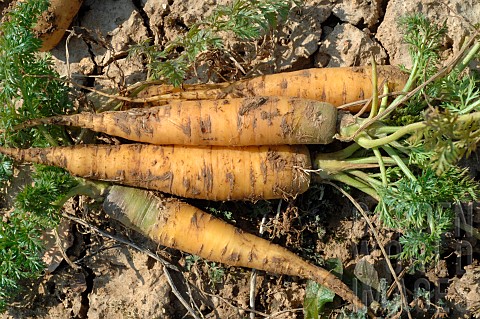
[78, 57, 95, 75]
[332, 0, 383, 28]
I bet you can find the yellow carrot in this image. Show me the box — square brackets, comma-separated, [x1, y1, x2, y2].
[104, 185, 366, 311]
[25, 0, 84, 51]
[136, 66, 408, 112]
[16, 97, 338, 145]
[0, 144, 311, 200]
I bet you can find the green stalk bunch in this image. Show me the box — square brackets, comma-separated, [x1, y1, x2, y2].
[0, 0, 71, 147]
[129, 0, 299, 86]
[0, 0, 77, 311]
[0, 167, 77, 311]
[315, 15, 480, 267]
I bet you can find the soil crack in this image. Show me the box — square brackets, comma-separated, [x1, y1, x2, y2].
[131, 0, 155, 40]
[74, 265, 95, 319]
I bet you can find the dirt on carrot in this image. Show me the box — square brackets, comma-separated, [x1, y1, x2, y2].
[15, 97, 338, 146]
[24, 0, 83, 51]
[0, 144, 312, 200]
[135, 65, 408, 112]
[103, 185, 367, 311]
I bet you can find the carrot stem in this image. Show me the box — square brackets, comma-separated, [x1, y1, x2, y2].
[381, 145, 416, 181]
[355, 122, 425, 149]
[355, 111, 480, 149]
[347, 170, 383, 188]
[329, 173, 380, 201]
[312, 153, 405, 198]
[378, 83, 389, 114]
[368, 58, 379, 119]
[342, 156, 399, 165]
[36, 125, 59, 147]
[373, 147, 388, 186]
[454, 41, 480, 75]
[314, 143, 362, 161]
[381, 57, 421, 120]
[54, 181, 108, 208]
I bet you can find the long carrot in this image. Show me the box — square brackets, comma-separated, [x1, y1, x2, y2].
[0, 144, 311, 200]
[103, 185, 366, 311]
[136, 66, 408, 112]
[15, 97, 338, 146]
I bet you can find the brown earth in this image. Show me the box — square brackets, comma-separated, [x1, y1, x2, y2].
[1, 0, 480, 319]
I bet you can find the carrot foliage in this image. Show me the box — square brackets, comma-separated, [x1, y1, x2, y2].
[0, 0, 71, 147]
[129, 0, 299, 85]
[316, 15, 480, 268]
[0, 165, 78, 311]
[0, 0, 76, 311]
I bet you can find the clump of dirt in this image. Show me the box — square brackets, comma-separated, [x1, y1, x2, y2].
[446, 261, 480, 318]
[86, 246, 173, 318]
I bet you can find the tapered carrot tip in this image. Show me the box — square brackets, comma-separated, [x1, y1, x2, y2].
[0, 144, 311, 201]
[137, 65, 408, 113]
[12, 97, 338, 146]
[103, 185, 367, 311]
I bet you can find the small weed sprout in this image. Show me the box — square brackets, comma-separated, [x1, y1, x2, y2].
[207, 207, 237, 224]
[184, 255, 225, 289]
[339, 307, 368, 319]
[185, 254, 201, 271]
[378, 278, 403, 317]
[129, 0, 299, 85]
[207, 262, 226, 288]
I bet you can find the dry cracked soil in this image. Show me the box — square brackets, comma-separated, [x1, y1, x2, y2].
[1, 0, 480, 318]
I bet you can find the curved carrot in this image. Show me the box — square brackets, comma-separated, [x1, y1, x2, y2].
[104, 185, 366, 311]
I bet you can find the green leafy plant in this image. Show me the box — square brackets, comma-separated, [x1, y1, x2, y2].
[315, 15, 480, 267]
[303, 258, 342, 318]
[184, 254, 201, 271]
[376, 278, 402, 317]
[207, 206, 237, 223]
[0, 156, 13, 182]
[206, 261, 226, 288]
[0, 0, 76, 311]
[0, 213, 45, 311]
[387, 16, 446, 126]
[184, 255, 225, 288]
[304, 280, 335, 319]
[379, 167, 477, 264]
[0, 165, 77, 311]
[129, 0, 298, 85]
[0, 0, 71, 147]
